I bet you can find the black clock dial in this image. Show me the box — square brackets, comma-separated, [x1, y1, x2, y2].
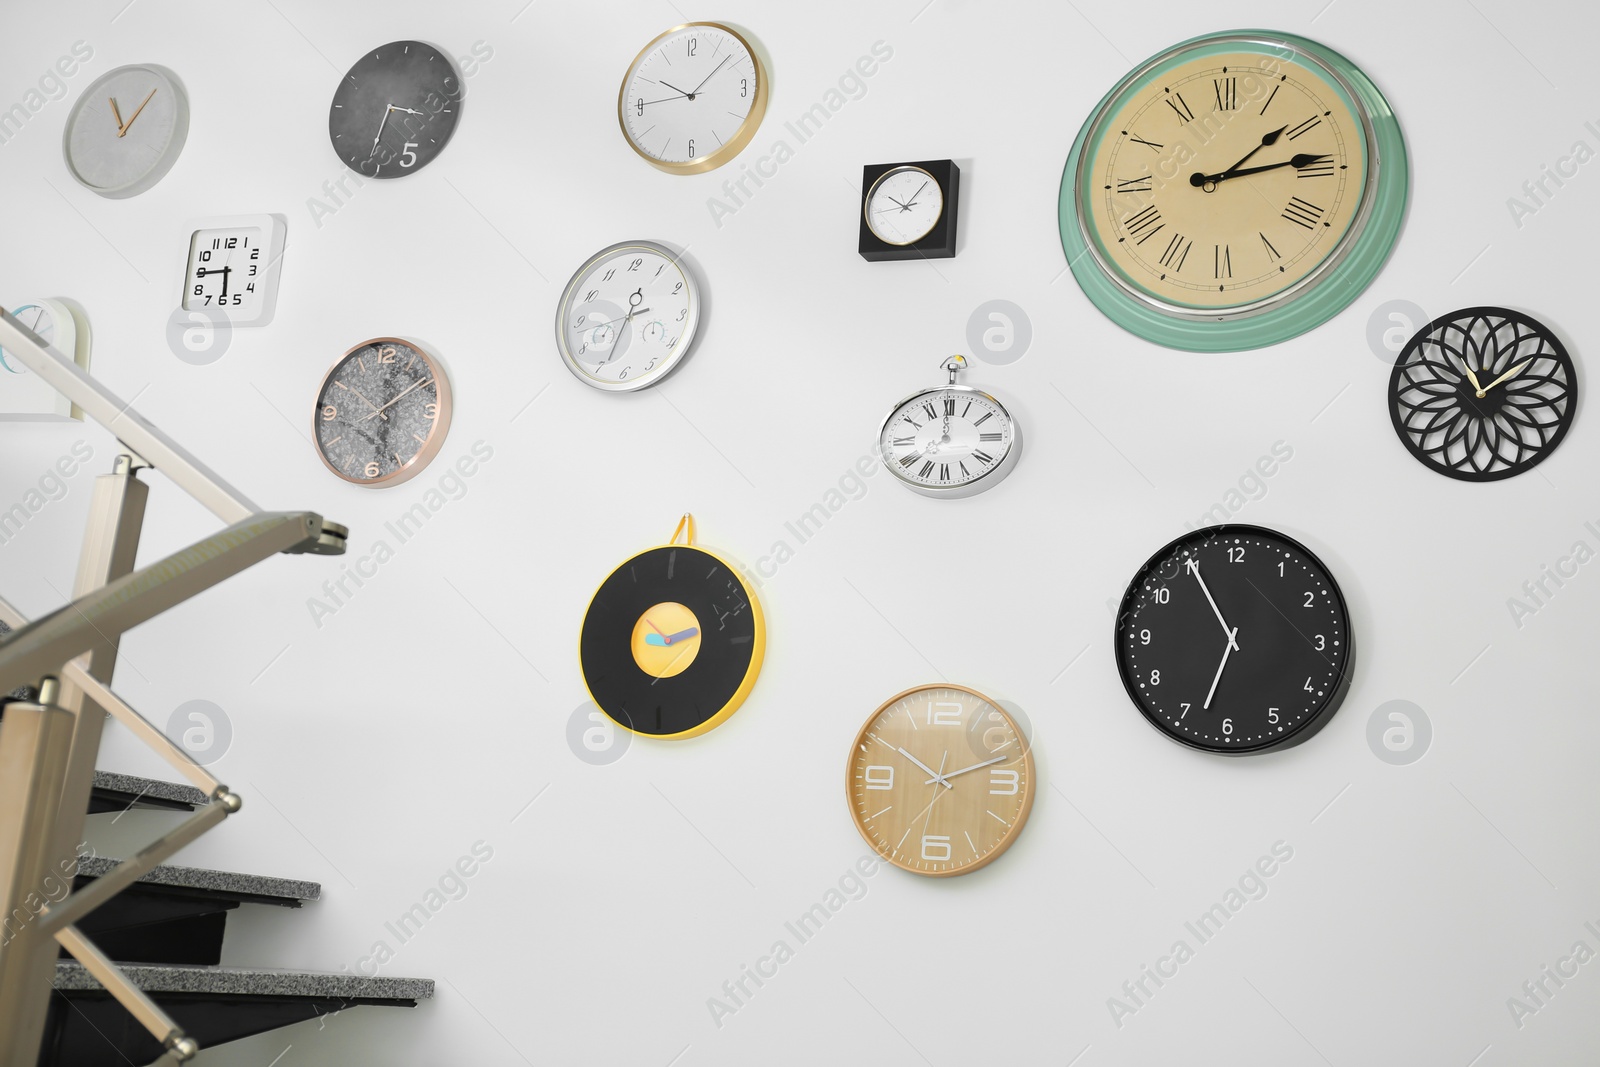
[581, 545, 763, 738]
[1114, 525, 1352, 755]
[1389, 307, 1577, 482]
[328, 41, 462, 178]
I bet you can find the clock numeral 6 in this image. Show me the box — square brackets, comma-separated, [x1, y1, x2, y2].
[321, 405, 337, 421]
[864, 765, 894, 790]
[988, 769, 1019, 796]
[920, 835, 951, 862]
[1222, 719, 1233, 735]
[363, 462, 380, 478]
[688, 138, 696, 159]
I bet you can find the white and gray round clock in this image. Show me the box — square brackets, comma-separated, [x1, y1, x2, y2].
[555, 241, 701, 392]
[63, 64, 189, 199]
[879, 356, 1022, 498]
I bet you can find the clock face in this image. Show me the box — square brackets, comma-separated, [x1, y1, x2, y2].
[314, 338, 451, 487]
[328, 41, 461, 178]
[555, 242, 699, 391]
[2, 304, 55, 372]
[184, 228, 267, 319]
[846, 685, 1034, 877]
[865, 166, 945, 245]
[618, 22, 767, 173]
[580, 543, 764, 738]
[1060, 32, 1407, 350]
[1114, 525, 1352, 755]
[64, 65, 188, 198]
[879, 386, 1019, 497]
[1389, 307, 1577, 482]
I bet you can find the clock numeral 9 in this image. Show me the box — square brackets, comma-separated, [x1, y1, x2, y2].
[1139, 629, 1151, 645]
[920, 835, 951, 862]
[989, 769, 1019, 796]
[321, 405, 337, 421]
[864, 766, 894, 790]
[363, 462, 380, 478]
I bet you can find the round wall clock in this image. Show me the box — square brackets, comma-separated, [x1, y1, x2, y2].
[555, 241, 700, 391]
[865, 166, 945, 246]
[1059, 30, 1407, 351]
[313, 337, 452, 487]
[1114, 525, 1352, 755]
[846, 684, 1034, 877]
[328, 41, 462, 178]
[64, 64, 188, 199]
[879, 356, 1021, 497]
[618, 22, 767, 174]
[1388, 307, 1577, 482]
[580, 515, 765, 739]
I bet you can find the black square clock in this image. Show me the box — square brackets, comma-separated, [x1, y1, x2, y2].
[858, 159, 960, 261]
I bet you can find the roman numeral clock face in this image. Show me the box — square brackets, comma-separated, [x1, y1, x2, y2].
[1061, 33, 1406, 350]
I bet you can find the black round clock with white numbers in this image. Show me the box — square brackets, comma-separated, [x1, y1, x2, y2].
[1113, 525, 1352, 755]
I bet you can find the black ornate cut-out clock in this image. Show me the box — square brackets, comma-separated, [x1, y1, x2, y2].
[1114, 525, 1352, 755]
[1389, 307, 1577, 482]
[580, 515, 765, 739]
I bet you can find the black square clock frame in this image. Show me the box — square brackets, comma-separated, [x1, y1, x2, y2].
[858, 159, 960, 262]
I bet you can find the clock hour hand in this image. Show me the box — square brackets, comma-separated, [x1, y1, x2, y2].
[1203, 627, 1239, 710]
[896, 747, 952, 790]
[1194, 125, 1287, 187]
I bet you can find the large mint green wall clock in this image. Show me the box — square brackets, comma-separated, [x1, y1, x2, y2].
[1058, 31, 1407, 352]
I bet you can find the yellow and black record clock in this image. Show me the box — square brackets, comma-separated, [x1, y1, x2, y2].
[580, 515, 765, 738]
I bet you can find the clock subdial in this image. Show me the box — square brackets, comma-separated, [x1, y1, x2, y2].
[1092, 52, 1365, 310]
[619, 22, 766, 173]
[1115, 526, 1352, 754]
[556, 242, 698, 391]
[865, 166, 945, 245]
[847, 685, 1034, 877]
[314, 338, 451, 487]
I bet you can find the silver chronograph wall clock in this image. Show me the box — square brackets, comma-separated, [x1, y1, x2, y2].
[878, 356, 1021, 498]
[555, 241, 701, 392]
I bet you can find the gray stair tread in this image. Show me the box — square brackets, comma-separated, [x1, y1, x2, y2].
[92, 770, 211, 809]
[76, 857, 320, 902]
[53, 961, 433, 1000]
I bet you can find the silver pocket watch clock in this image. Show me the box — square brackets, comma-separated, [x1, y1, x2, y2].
[878, 356, 1021, 497]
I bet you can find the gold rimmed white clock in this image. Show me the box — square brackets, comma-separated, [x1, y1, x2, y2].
[846, 684, 1034, 877]
[618, 22, 768, 174]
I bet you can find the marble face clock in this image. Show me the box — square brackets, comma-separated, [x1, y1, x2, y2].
[1059, 31, 1407, 351]
[313, 337, 452, 487]
[846, 684, 1034, 876]
[1114, 525, 1353, 754]
[64, 64, 189, 198]
[1388, 307, 1577, 481]
[618, 22, 768, 174]
[580, 515, 765, 739]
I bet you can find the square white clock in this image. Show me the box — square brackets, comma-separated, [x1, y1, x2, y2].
[1, 298, 91, 421]
[179, 214, 286, 327]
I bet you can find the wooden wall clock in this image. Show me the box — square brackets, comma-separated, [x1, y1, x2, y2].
[846, 684, 1034, 876]
[1388, 307, 1577, 481]
[580, 515, 765, 739]
[1113, 525, 1353, 754]
[1058, 31, 1407, 351]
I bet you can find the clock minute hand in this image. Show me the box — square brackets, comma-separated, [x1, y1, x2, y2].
[1185, 558, 1239, 650]
[1197, 153, 1329, 186]
[117, 88, 157, 137]
[1190, 126, 1285, 187]
[687, 55, 732, 98]
[358, 377, 434, 422]
[1480, 358, 1533, 394]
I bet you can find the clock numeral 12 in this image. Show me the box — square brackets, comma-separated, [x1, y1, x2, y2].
[1213, 77, 1237, 111]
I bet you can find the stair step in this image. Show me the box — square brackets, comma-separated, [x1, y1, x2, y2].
[69, 859, 319, 966]
[46, 962, 432, 1066]
[89, 770, 211, 814]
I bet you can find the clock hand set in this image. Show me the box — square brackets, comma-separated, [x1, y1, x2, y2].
[896, 747, 953, 790]
[110, 88, 157, 138]
[1477, 359, 1533, 397]
[1204, 627, 1239, 710]
[1185, 559, 1240, 711]
[358, 377, 434, 422]
[1207, 125, 1286, 183]
[1191, 150, 1329, 189]
[687, 55, 732, 98]
[644, 628, 699, 646]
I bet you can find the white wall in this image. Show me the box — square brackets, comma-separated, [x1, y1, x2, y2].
[3, 0, 1598, 1063]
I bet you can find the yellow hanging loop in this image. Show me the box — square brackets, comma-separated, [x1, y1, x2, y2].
[670, 513, 696, 546]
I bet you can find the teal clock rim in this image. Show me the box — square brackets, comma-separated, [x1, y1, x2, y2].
[1057, 29, 1408, 353]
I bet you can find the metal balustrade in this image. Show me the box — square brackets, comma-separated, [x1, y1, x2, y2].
[0, 308, 346, 1065]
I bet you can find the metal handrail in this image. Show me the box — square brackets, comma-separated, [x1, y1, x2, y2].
[0, 310, 347, 1064]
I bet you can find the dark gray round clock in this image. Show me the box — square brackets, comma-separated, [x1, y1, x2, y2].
[328, 41, 462, 178]
[1114, 525, 1353, 755]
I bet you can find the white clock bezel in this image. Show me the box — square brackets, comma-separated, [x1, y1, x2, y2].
[0, 298, 90, 421]
[554, 240, 702, 393]
[63, 64, 190, 200]
[175, 214, 287, 329]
